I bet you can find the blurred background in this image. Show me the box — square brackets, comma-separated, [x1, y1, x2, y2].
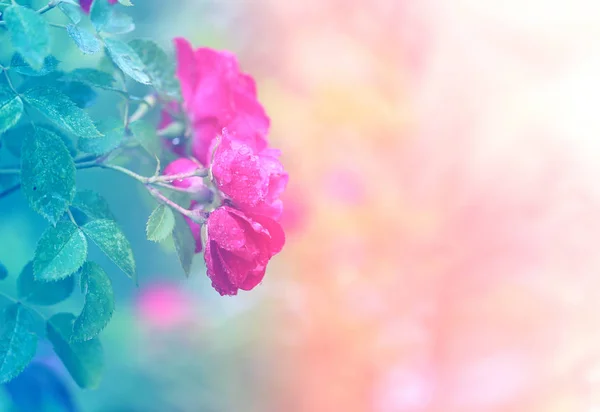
[3, 0, 600, 411]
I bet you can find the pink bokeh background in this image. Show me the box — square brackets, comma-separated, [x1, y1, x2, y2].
[137, 1, 600, 410]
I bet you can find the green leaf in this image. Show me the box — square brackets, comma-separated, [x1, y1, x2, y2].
[71, 190, 114, 222]
[129, 39, 180, 98]
[0, 85, 23, 135]
[33, 221, 87, 282]
[22, 86, 101, 138]
[104, 38, 150, 84]
[173, 213, 194, 277]
[129, 119, 161, 156]
[4, 125, 77, 158]
[2, 124, 77, 157]
[21, 127, 76, 224]
[78, 118, 124, 155]
[0, 262, 7, 280]
[62, 68, 114, 89]
[118, 0, 133, 5]
[46, 313, 103, 389]
[3, 5, 51, 70]
[59, 81, 97, 109]
[82, 219, 135, 280]
[72, 262, 114, 342]
[90, 0, 134, 34]
[66, 25, 102, 55]
[0, 304, 37, 384]
[146, 205, 175, 242]
[17, 261, 74, 305]
[10, 53, 59, 77]
[58, 2, 81, 24]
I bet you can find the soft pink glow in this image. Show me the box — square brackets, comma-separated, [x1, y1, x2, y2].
[136, 283, 194, 330]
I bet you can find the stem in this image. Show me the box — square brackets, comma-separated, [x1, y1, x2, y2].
[66, 209, 78, 225]
[152, 181, 194, 193]
[37, 0, 62, 15]
[123, 98, 130, 128]
[0, 183, 20, 200]
[0, 292, 48, 321]
[76, 161, 208, 184]
[129, 95, 157, 124]
[147, 168, 209, 183]
[0, 168, 20, 175]
[147, 186, 204, 223]
[1, 67, 19, 96]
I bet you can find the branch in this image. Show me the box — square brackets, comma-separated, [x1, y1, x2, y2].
[0, 183, 20, 200]
[147, 186, 206, 224]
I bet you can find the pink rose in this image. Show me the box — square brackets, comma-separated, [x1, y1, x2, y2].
[212, 133, 288, 220]
[163, 158, 205, 192]
[79, 0, 117, 14]
[174, 38, 270, 165]
[164, 158, 208, 253]
[204, 206, 284, 296]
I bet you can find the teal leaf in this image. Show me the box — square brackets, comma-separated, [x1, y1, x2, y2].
[4, 125, 77, 158]
[129, 119, 161, 156]
[59, 81, 97, 109]
[90, 0, 134, 34]
[46, 313, 103, 389]
[10, 54, 59, 77]
[104, 38, 150, 84]
[0, 262, 6, 280]
[58, 2, 81, 24]
[82, 219, 135, 280]
[66, 24, 102, 55]
[89, 0, 110, 31]
[3, 5, 51, 70]
[62, 68, 114, 89]
[70, 190, 114, 222]
[78, 118, 124, 155]
[118, 0, 133, 5]
[129, 39, 180, 98]
[0, 85, 23, 135]
[37, 125, 78, 157]
[146, 205, 175, 242]
[21, 127, 76, 224]
[0, 304, 37, 384]
[33, 221, 87, 282]
[173, 213, 194, 277]
[22, 86, 101, 138]
[72, 262, 114, 342]
[17, 261, 74, 305]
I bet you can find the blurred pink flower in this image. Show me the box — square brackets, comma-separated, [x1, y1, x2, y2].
[136, 283, 193, 330]
[204, 206, 285, 296]
[279, 184, 309, 234]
